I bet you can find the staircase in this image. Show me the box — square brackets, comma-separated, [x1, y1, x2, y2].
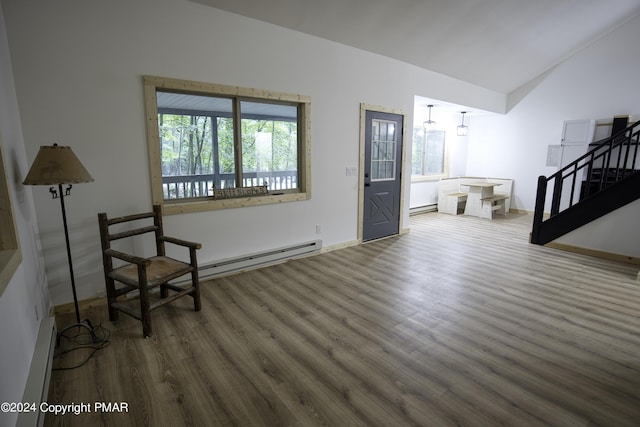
[531, 120, 640, 245]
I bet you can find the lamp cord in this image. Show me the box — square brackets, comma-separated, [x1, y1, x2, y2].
[53, 321, 111, 371]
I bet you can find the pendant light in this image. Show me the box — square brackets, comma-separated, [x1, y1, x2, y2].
[457, 111, 468, 136]
[423, 104, 436, 133]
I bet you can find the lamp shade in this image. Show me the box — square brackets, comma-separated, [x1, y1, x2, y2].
[423, 104, 436, 133]
[23, 145, 93, 185]
[457, 111, 469, 136]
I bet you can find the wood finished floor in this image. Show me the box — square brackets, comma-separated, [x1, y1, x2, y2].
[45, 212, 640, 427]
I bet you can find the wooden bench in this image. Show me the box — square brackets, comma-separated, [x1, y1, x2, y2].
[486, 178, 513, 213]
[437, 177, 469, 215]
[443, 192, 468, 215]
[480, 194, 508, 219]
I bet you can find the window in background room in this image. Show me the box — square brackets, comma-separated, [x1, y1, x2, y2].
[412, 128, 446, 179]
[144, 76, 311, 214]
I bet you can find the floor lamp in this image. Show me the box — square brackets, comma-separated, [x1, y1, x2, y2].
[23, 143, 98, 341]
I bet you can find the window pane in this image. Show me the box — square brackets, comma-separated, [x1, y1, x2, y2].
[371, 119, 397, 182]
[386, 141, 395, 161]
[217, 117, 236, 188]
[387, 122, 395, 141]
[425, 131, 445, 174]
[412, 127, 425, 175]
[372, 160, 379, 180]
[413, 129, 445, 177]
[385, 161, 394, 179]
[158, 113, 215, 199]
[156, 92, 235, 200]
[240, 101, 298, 190]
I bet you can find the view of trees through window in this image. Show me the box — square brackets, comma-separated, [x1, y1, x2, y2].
[157, 92, 299, 200]
[412, 128, 445, 177]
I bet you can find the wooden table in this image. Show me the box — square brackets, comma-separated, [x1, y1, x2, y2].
[463, 182, 503, 219]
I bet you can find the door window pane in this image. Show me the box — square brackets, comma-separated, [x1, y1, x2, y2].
[371, 119, 397, 181]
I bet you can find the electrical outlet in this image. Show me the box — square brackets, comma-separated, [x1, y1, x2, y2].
[345, 166, 357, 176]
[316, 224, 322, 234]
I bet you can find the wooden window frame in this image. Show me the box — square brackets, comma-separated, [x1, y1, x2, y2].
[0, 135, 22, 296]
[143, 76, 312, 215]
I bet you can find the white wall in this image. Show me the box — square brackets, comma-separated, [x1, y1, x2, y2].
[0, 3, 50, 426]
[465, 13, 640, 258]
[555, 198, 640, 257]
[2, 0, 505, 306]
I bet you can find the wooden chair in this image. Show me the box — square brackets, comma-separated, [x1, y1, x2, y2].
[98, 205, 202, 337]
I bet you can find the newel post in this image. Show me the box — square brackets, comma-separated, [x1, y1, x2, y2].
[531, 175, 547, 244]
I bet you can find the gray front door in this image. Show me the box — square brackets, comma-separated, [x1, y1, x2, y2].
[363, 110, 403, 241]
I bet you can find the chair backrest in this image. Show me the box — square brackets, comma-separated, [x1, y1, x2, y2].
[98, 205, 166, 260]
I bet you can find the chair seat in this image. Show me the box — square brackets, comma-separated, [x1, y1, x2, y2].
[109, 256, 193, 288]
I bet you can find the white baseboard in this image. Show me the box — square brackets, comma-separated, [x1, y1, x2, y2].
[17, 317, 56, 427]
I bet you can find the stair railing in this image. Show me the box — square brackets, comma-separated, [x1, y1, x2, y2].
[532, 120, 640, 243]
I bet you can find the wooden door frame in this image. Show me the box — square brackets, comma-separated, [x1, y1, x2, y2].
[357, 103, 409, 243]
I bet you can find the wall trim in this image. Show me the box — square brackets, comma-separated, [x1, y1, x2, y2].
[17, 317, 56, 427]
[546, 241, 640, 266]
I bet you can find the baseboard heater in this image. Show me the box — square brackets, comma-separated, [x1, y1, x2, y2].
[198, 239, 322, 280]
[17, 317, 56, 427]
[410, 204, 437, 215]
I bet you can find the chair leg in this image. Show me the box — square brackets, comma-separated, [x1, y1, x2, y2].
[138, 284, 152, 338]
[192, 270, 201, 312]
[105, 277, 119, 321]
[142, 316, 152, 338]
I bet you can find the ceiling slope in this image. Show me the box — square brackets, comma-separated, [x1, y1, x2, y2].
[191, 0, 640, 94]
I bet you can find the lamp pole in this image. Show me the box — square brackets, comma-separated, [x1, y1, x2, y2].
[57, 182, 81, 324]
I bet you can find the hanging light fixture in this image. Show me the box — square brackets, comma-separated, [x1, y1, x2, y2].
[423, 104, 436, 133]
[457, 111, 468, 136]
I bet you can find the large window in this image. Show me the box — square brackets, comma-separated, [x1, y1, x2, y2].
[144, 76, 311, 214]
[412, 128, 447, 179]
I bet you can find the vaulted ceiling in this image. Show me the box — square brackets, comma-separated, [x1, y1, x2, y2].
[191, 0, 640, 95]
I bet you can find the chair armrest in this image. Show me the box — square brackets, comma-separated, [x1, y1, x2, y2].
[160, 236, 202, 250]
[104, 249, 151, 266]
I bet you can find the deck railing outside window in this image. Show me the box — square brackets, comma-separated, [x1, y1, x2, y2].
[162, 170, 297, 199]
